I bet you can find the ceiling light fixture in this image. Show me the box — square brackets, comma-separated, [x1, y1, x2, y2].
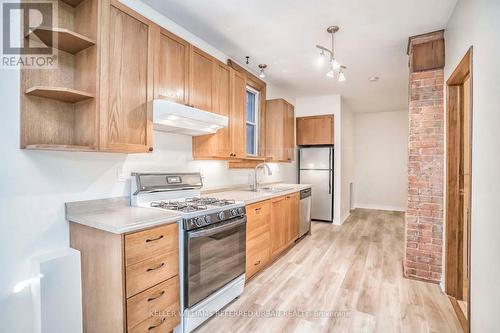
[258, 64, 267, 79]
[368, 76, 380, 82]
[316, 25, 346, 81]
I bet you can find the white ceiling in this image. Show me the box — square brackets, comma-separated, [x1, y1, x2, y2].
[143, 0, 457, 112]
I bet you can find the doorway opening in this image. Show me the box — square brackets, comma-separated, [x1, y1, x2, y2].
[445, 47, 472, 333]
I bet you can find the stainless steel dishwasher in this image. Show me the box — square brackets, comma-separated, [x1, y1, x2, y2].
[299, 188, 312, 237]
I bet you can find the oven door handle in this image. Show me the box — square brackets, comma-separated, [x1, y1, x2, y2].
[188, 217, 246, 238]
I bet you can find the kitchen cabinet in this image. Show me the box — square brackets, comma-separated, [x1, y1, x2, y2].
[246, 200, 271, 279]
[286, 192, 300, 244]
[296, 115, 334, 145]
[265, 99, 295, 162]
[155, 28, 190, 104]
[189, 45, 217, 112]
[70, 222, 180, 333]
[99, 0, 156, 153]
[270, 195, 289, 257]
[192, 64, 246, 159]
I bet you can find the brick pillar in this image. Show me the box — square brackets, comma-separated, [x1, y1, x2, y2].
[404, 31, 445, 282]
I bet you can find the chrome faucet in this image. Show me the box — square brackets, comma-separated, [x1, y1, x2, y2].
[252, 163, 272, 192]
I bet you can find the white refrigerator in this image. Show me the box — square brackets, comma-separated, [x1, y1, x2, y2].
[298, 146, 334, 222]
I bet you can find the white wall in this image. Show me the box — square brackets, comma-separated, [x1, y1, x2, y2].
[353, 111, 408, 211]
[445, 0, 500, 331]
[294, 95, 343, 224]
[0, 1, 296, 332]
[340, 101, 355, 222]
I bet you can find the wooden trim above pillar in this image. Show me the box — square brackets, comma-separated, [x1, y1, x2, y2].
[407, 30, 445, 73]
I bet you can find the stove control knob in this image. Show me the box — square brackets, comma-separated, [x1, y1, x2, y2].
[231, 209, 237, 216]
[205, 215, 211, 224]
[217, 211, 225, 220]
[237, 207, 244, 215]
[194, 217, 204, 227]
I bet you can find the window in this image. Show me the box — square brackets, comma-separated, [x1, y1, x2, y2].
[246, 87, 259, 156]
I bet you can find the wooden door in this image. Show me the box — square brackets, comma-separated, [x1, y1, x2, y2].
[286, 192, 300, 243]
[100, 0, 155, 153]
[155, 28, 189, 104]
[189, 46, 216, 112]
[231, 70, 247, 158]
[270, 195, 287, 257]
[265, 99, 287, 162]
[285, 103, 295, 162]
[445, 47, 472, 332]
[192, 62, 232, 158]
[296, 115, 334, 145]
[461, 76, 472, 304]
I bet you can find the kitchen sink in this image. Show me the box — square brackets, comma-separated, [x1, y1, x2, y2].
[256, 186, 295, 193]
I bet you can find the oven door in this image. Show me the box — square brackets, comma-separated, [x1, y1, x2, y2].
[185, 215, 246, 308]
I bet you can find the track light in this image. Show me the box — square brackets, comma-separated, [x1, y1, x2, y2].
[316, 25, 346, 81]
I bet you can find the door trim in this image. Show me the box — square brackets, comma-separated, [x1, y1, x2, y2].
[445, 46, 473, 333]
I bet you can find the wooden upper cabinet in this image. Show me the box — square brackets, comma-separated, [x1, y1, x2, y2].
[192, 62, 232, 158]
[265, 99, 295, 162]
[231, 71, 247, 158]
[99, 0, 156, 153]
[155, 28, 189, 104]
[189, 46, 216, 112]
[296, 115, 334, 146]
[192, 64, 246, 159]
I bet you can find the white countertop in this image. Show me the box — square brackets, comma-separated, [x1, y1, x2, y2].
[66, 197, 181, 234]
[203, 183, 312, 205]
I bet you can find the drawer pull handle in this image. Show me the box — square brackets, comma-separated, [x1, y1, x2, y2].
[147, 290, 165, 302]
[148, 317, 166, 330]
[147, 263, 165, 272]
[255, 208, 262, 212]
[254, 260, 261, 266]
[146, 235, 164, 243]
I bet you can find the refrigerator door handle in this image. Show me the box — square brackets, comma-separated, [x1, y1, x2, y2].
[329, 170, 332, 194]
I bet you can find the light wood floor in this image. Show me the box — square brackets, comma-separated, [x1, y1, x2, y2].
[196, 209, 462, 333]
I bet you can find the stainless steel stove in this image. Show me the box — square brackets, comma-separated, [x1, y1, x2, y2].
[131, 173, 246, 333]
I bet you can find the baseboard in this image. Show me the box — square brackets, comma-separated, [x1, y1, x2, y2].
[340, 211, 351, 224]
[353, 203, 406, 212]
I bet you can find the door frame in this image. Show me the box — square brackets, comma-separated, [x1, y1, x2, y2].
[445, 47, 473, 333]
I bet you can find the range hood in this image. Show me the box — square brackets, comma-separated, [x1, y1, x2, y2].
[153, 99, 228, 136]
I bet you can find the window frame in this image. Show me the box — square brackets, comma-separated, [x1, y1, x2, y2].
[245, 86, 259, 156]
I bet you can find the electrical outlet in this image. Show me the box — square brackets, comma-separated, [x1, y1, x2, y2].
[116, 167, 125, 182]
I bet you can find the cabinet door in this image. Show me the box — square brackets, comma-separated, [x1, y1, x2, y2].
[296, 115, 334, 145]
[189, 46, 216, 112]
[155, 28, 189, 104]
[265, 99, 287, 162]
[192, 62, 232, 159]
[285, 103, 295, 162]
[286, 193, 300, 243]
[100, 0, 155, 153]
[231, 70, 247, 158]
[270, 195, 287, 257]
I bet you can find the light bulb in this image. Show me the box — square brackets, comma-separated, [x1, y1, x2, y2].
[331, 59, 341, 70]
[338, 71, 346, 82]
[316, 51, 326, 67]
[326, 69, 335, 78]
[259, 70, 266, 79]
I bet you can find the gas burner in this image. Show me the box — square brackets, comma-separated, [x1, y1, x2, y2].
[185, 197, 236, 206]
[150, 201, 208, 212]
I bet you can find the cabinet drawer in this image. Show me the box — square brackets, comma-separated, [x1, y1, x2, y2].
[128, 299, 179, 333]
[246, 231, 270, 278]
[246, 200, 271, 239]
[126, 250, 178, 297]
[125, 223, 178, 266]
[127, 276, 180, 330]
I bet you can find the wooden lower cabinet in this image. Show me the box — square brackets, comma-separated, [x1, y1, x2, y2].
[245, 192, 301, 279]
[70, 222, 180, 333]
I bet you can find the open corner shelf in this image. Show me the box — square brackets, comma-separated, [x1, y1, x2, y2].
[25, 144, 95, 152]
[60, 0, 85, 7]
[26, 26, 95, 54]
[26, 86, 94, 103]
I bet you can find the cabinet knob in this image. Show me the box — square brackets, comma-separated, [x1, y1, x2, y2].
[148, 147, 154, 152]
